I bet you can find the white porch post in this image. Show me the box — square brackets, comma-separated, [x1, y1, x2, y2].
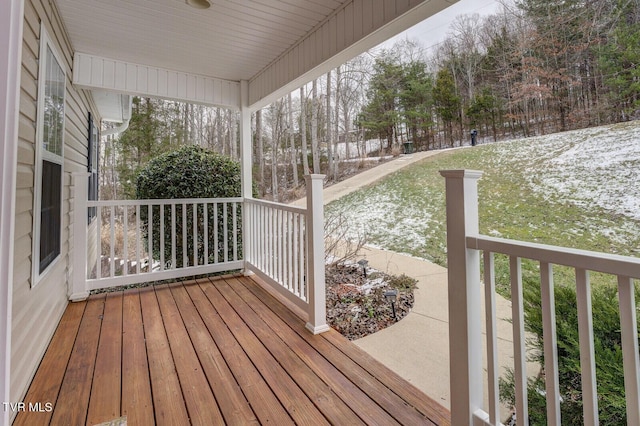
[305, 174, 329, 334]
[440, 170, 484, 425]
[0, 0, 24, 416]
[70, 172, 90, 301]
[239, 80, 253, 200]
[239, 80, 253, 272]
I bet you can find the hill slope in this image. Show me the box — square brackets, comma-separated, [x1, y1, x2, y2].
[327, 121, 640, 270]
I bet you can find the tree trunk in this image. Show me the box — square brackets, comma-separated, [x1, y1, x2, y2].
[271, 103, 279, 201]
[288, 93, 299, 187]
[300, 86, 310, 175]
[326, 71, 333, 180]
[228, 110, 237, 159]
[311, 79, 320, 174]
[256, 109, 265, 195]
[334, 65, 341, 181]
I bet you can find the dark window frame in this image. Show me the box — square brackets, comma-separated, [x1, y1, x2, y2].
[88, 113, 99, 223]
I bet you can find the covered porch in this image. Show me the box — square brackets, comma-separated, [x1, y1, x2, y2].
[14, 274, 450, 425]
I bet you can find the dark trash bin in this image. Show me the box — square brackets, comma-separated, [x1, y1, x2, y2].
[470, 129, 478, 146]
[403, 141, 414, 154]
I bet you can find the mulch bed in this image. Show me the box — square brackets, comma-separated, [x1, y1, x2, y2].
[325, 264, 416, 340]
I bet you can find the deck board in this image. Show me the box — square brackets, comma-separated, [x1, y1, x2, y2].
[86, 292, 123, 425]
[239, 275, 444, 425]
[169, 284, 259, 425]
[120, 288, 154, 426]
[14, 301, 86, 426]
[139, 286, 190, 425]
[199, 279, 331, 426]
[215, 277, 365, 425]
[228, 276, 403, 425]
[184, 281, 294, 425]
[50, 294, 105, 426]
[155, 284, 224, 426]
[15, 275, 451, 426]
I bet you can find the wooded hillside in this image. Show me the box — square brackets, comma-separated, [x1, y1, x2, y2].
[102, 0, 640, 201]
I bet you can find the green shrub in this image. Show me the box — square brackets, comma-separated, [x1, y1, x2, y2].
[500, 279, 639, 425]
[136, 145, 244, 268]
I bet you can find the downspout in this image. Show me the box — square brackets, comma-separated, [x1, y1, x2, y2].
[102, 94, 132, 137]
[101, 118, 129, 137]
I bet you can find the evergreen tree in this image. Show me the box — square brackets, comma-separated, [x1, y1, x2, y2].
[433, 68, 461, 146]
[115, 97, 171, 199]
[359, 56, 403, 151]
[599, 0, 640, 121]
[399, 61, 434, 150]
[466, 86, 501, 142]
[500, 281, 638, 425]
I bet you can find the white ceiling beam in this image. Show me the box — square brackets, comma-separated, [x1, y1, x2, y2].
[73, 53, 241, 110]
[247, 0, 459, 110]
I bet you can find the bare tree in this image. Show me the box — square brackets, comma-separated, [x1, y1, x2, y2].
[334, 65, 341, 180]
[299, 85, 310, 175]
[326, 70, 334, 180]
[255, 108, 265, 195]
[324, 210, 368, 266]
[287, 93, 299, 187]
[270, 102, 279, 201]
[311, 79, 320, 174]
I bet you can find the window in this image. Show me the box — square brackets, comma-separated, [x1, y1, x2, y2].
[32, 25, 65, 284]
[88, 113, 99, 223]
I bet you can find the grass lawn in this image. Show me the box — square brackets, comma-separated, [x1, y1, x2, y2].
[327, 121, 640, 296]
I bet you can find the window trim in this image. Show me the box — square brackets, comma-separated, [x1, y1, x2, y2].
[31, 24, 66, 286]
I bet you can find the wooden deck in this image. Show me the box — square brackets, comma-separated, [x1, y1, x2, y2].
[14, 275, 450, 425]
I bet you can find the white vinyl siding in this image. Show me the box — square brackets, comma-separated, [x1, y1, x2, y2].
[12, 0, 99, 409]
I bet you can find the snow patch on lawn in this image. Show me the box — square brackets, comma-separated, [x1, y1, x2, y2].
[497, 123, 640, 221]
[328, 121, 640, 259]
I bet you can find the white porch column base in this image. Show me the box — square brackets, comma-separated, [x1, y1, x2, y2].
[305, 174, 328, 334]
[440, 169, 484, 426]
[305, 323, 331, 335]
[69, 291, 90, 302]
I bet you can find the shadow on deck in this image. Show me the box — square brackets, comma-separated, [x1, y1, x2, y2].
[15, 275, 450, 425]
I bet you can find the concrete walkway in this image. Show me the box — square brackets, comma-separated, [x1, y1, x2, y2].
[290, 149, 461, 207]
[293, 151, 536, 421]
[352, 246, 537, 420]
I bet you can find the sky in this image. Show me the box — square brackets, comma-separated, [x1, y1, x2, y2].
[377, 0, 502, 53]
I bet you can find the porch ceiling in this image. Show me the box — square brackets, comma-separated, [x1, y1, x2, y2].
[56, 0, 459, 108]
[57, 0, 341, 82]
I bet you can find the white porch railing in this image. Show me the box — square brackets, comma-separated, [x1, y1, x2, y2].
[71, 173, 329, 334]
[244, 199, 307, 307]
[245, 174, 329, 334]
[79, 197, 244, 293]
[441, 170, 640, 426]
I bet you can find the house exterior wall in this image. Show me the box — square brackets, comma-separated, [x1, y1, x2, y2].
[11, 0, 98, 405]
[1, 0, 25, 422]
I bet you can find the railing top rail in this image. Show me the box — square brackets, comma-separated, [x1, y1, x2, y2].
[87, 197, 245, 207]
[245, 198, 307, 215]
[468, 235, 640, 278]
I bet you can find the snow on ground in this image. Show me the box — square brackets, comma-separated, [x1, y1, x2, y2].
[327, 175, 446, 261]
[496, 122, 640, 221]
[334, 138, 391, 159]
[328, 121, 640, 258]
